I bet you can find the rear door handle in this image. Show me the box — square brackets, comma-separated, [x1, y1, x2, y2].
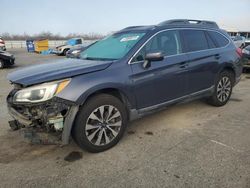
[215, 54, 221, 60]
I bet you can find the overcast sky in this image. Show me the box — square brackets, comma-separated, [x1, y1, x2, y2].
[1, 0, 250, 35]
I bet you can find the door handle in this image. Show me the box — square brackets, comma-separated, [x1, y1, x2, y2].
[215, 54, 221, 60]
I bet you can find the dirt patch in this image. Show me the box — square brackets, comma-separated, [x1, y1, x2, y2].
[127, 130, 136, 135]
[174, 174, 180, 179]
[145, 131, 154, 136]
[64, 151, 82, 162]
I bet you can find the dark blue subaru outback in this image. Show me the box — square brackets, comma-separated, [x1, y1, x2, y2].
[7, 20, 242, 152]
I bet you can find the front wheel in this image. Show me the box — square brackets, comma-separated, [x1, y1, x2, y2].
[72, 94, 128, 153]
[63, 49, 69, 56]
[207, 71, 234, 106]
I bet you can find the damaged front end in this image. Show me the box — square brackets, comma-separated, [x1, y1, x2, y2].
[6, 82, 79, 145]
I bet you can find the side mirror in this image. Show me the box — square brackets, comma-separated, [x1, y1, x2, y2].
[145, 52, 164, 62]
[143, 52, 164, 69]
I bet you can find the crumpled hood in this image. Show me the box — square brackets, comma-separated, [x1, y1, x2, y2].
[7, 58, 112, 86]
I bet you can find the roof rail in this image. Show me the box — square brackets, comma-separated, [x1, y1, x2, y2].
[158, 19, 219, 29]
[121, 26, 144, 30]
[121, 25, 152, 31]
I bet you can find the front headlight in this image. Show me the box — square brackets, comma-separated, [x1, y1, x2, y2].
[13, 79, 70, 103]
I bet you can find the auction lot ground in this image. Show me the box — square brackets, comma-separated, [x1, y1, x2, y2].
[0, 49, 250, 188]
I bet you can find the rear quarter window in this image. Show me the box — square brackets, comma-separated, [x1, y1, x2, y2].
[182, 30, 209, 52]
[207, 31, 229, 48]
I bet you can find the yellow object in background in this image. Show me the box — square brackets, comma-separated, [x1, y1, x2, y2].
[34, 39, 49, 53]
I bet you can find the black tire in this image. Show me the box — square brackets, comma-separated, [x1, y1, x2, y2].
[72, 94, 128, 153]
[0, 60, 4, 69]
[207, 71, 234, 106]
[63, 49, 69, 56]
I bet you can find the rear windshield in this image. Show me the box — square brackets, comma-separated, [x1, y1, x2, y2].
[80, 33, 145, 61]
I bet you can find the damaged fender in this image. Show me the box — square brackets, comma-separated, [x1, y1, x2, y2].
[62, 105, 79, 145]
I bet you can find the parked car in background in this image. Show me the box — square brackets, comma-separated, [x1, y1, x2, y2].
[243, 45, 250, 59]
[0, 50, 15, 68]
[228, 31, 250, 47]
[245, 38, 250, 47]
[55, 38, 84, 56]
[232, 35, 245, 48]
[6, 19, 243, 152]
[242, 45, 250, 69]
[0, 37, 6, 51]
[66, 41, 97, 58]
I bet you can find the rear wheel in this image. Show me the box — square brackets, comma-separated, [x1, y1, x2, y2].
[72, 94, 128, 153]
[207, 71, 234, 106]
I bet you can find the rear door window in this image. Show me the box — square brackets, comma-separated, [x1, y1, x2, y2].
[181, 30, 209, 52]
[207, 31, 229, 47]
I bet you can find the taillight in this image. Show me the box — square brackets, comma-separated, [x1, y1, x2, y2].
[236, 48, 242, 57]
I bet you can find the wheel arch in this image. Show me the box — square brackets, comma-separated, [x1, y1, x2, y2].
[77, 86, 135, 119]
[63, 48, 70, 53]
[218, 63, 236, 85]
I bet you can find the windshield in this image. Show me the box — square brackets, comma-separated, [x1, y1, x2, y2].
[80, 32, 145, 61]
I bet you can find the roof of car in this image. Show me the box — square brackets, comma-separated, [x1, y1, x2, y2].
[117, 19, 220, 34]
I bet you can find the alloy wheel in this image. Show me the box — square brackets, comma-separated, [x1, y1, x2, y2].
[217, 76, 231, 102]
[85, 105, 122, 146]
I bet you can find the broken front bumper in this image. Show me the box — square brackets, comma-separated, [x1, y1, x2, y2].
[7, 91, 79, 145]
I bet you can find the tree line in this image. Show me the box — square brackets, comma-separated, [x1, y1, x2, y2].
[0, 31, 105, 40]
